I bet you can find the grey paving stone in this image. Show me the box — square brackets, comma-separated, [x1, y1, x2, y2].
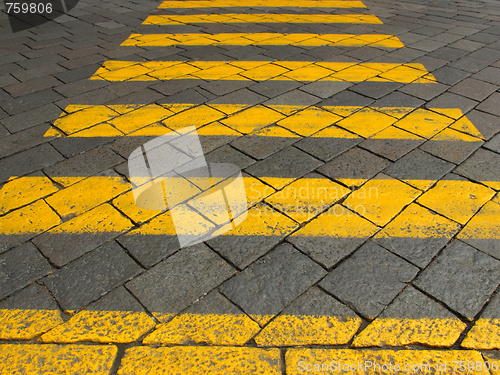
[318, 147, 390, 186]
[1, 104, 63, 133]
[185, 290, 245, 316]
[350, 82, 402, 100]
[384, 149, 455, 190]
[361, 135, 425, 162]
[384, 47, 425, 62]
[127, 244, 235, 314]
[87, 286, 145, 312]
[414, 240, 500, 320]
[231, 130, 299, 160]
[206, 144, 256, 170]
[372, 91, 425, 108]
[427, 92, 479, 114]
[478, 291, 500, 319]
[0, 283, 59, 311]
[220, 243, 326, 322]
[208, 88, 266, 106]
[411, 55, 448, 71]
[0, 242, 53, 300]
[160, 88, 208, 105]
[0, 124, 51, 159]
[179, 45, 227, 60]
[320, 90, 375, 107]
[450, 56, 492, 73]
[428, 46, 469, 62]
[264, 89, 321, 108]
[468, 47, 500, 64]
[200, 80, 252, 96]
[449, 39, 486, 52]
[261, 45, 305, 60]
[420, 132, 483, 164]
[449, 78, 498, 102]
[320, 241, 419, 320]
[0, 143, 64, 183]
[484, 133, 500, 153]
[245, 146, 322, 182]
[249, 81, 301, 99]
[466, 110, 500, 140]
[3, 76, 62, 98]
[44, 146, 125, 181]
[54, 79, 110, 98]
[152, 80, 200, 97]
[410, 39, 447, 52]
[476, 93, 500, 117]
[398, 82, 449, 101]
[43, 241, 142, 311]
[295, 133, 361, 162]
[472, 67, 500, 85]
[51, 136, 116, 159]
[432, 66, 471, 85]
[300, 81, 352, 99]
[454, 148, 500, 189]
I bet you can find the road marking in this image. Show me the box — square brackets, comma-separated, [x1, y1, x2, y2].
[159, 0, 366, 8]
[0, 344, 117, 374]
[286, 348, 490, 374]
[117, 346, 281, 375]
[90, 60, 433, 83]
[143, 14, 383, 25]
[0, 309, 64, 340]
[122, 33, 404, 47]
[462, 317, 500, 349]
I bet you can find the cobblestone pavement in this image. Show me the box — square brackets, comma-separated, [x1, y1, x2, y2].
[1, 0, 500, 373]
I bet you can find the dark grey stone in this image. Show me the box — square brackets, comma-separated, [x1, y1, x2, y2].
[249, 81, 301, 99]
[231, 131, 299, 160]
[429, 46, 469, 62]
[372, 92, 425, 108]
[320, 241, 418, 319]
[398, 82, 449, 101]
[420, 133, 483, 164]
[88, 286, 145, 312]
[318, 147, 390, 186]
[350, 82, 402, 100]
[0, 283, 59, 311]
[206, 144, 256, 170]
[466, 110, 500, 140]
[264, 89, 321, 107]
[200, 80, 252, 96]
[300, 81, 352, 99]
[4, 76, 62, 98]
[126, 244, 235, 314]
[454, 148, 500, 190]
[361, 135, 425, 161]
[476, 93, 500, 117]
[449, 78, 498, 102]
[432, 66, 471, 85]
[208, 88, 266, 106]
[414, 240, 500, 320]
[220, 243, 327, 319]
[0, 242, 53, 300]
[185, 290, 244, 315]
[295, 134, 361, 162]
[479, 292, 500, 319]
[320, 90, 375, 107]
[0, 124, 51, 159]
[1, 104, 63, 133]
[471, 67, 500, 86]
[43, 241, 142, 311]
[484, 133, 500, 153]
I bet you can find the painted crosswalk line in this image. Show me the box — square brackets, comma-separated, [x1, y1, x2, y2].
[158, 0, 366, 8]
[121, 33, 404, 48]
[143, 14, 383, 25]
[90, 61, 434, 83]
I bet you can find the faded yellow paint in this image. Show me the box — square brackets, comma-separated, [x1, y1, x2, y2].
[395, 109, 455, 138]
[71, 123, 124, 137]
[255, 314, 362, 346]
[221, 105, 285, 133]
[45, 176, 130, 218]
[41, 310, 156, 344]
[122, 33, 403, 48]
[112, 191, 162, 224]
[375, 203, 460, 240]
[265, 177, 350, 223]
[159, 0, 366, 8]
[0, 344, 117, 374]
[162, 105, 226, 130]
[117, 346, 281, 375]
[429, 127, 483, 143]
[0, 309, 64, 340]
[143, 313, 260, 345]
[344, 175, 421, 226]
[458, 200, 500, 240]
[0, 199, 60, 235]
[107, 104, 173, 134]
[417, 179, 495, 225]
[462, 318, 500, 349]
[286, 349, 489, 374]
[484, 353, 500, 375]
[53, 105, 118, 134]
[353, 317, 466, 347]
[90, 61, 434, 83]
[370, 125, 424, 140]
[0, 175, 58, 214]
[290, 204, 379, 238]
[336, 108, 397, 137]
[143, 14, 383, 25]
[451, 116, 485, 139]
[277, 107, 341, 136]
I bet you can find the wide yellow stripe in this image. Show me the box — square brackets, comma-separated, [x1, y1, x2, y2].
[0, 344, 117, 374]
[287, 348, 490, 374]
[143, 14, 383, 25]
[90, 60, 432, 82]
[44, 104, 482, 140]
[462, 318, 500, 349]
[0, 308, 64, 340]
[159, 0, 366, 8]
[122, 33, 404, 47]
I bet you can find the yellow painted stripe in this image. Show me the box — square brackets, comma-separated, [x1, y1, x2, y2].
[0, 309, 64, 340]
[286, 348, 490, 374]
[458, 200, 500, 241]
[352, 317, 466, 347]
[44, 105, 483, 139]
[159, 0, 366, 8]
[41, 310, 156, 344]
[90, 60, 434, 83]
[0, 344, 117, 374]
[143, 14, 383, 25]
[462, 318, 500, 349]
[122, 33, 404, 48]
[118, 346, 281, 374]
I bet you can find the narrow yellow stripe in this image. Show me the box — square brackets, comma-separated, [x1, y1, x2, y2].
[0, 344, 117, 374]
[118, 346, 281, 374]
[121, 33, 404, 48]
[143, 14, 383, 25]
[159, 0, 366, 8]
[90, 60, 432, 83]
[287, 349, 490, 374]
